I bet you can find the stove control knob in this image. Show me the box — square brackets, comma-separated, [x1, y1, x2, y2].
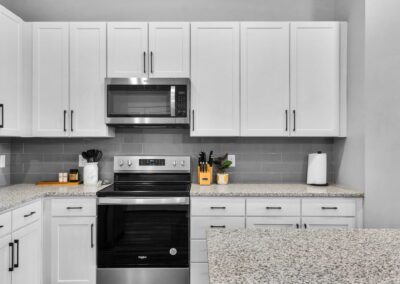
[119, 160, 124, 167]
[173, 161, 177, 167]
[128, 160, 132, 167]
[181, 160, 185, 167]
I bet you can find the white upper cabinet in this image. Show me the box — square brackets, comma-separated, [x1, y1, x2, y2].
[240, 22, 290, 136]
[191, 22, 240, 137]
[32, 22, 70, 137]
[107, 22, 148, 78]
[70, 23, 112, 137]
[0, 7, 23, 136]
[148, 22, 190, 78]
[290, 22, 341, 137]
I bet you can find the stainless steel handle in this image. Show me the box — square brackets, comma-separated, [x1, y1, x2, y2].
[90, 223, 94, 248]
[98, 197, 189, 205]
[23, 211, 36, 218]
[66, 206, 83, 210]
[63, 110, 67, 132]
[293, 110, 296, 132]
[70, 110, 74, 132]
[210, 225, 226, 228]
[266, 206, 282, 210]
[285, 110, 288, 131]
[192, 110, 195, 131]
[210, 206, 226, 210]
[150, 51, 153, 73]
[0, 104, 4, 128]
[321, 206, 338, 210]
[13, 240, 19, 268]
[170, 86, 176, 117]
[143, 51, 146, 73]
[8, 242, 13, 272]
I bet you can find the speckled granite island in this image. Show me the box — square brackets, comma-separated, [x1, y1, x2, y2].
[207, 229, 400, 284]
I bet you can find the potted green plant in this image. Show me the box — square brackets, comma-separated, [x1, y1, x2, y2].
[213, 154, 232, 185]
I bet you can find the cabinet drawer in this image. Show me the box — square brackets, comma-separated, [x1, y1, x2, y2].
[0, 211, 12, 237]
[246, 217, 301, 229]
[246, 198, 301, 216]
[190, 263, 209, 284]
[302, 217, 356, 229]
[302, 198, 356, 217]
[12, 200, 42, 231]
[51, 198, 96, 217]
[191, 217, 245, 239]
[191, 240, 208, 263]
[191, 198, 245, 216]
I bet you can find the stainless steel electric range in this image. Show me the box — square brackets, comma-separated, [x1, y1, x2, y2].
[96, 156, 191, 284]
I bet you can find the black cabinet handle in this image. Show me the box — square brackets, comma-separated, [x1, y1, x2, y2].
[304, 224, 307, 229]
[321, 207, 338, 210]
[0, 225, 4, 229]
[293, 110, 296, 132]
[266, 206, 282, 210]
[13, 240, 19, 268]
[285, 110, 288, 131]
[0, 104, 4, 128]
[66, 206, 83, 210]
[91, 224, 94, 248]
[63, 110, 67, 132]
[192, 110, 195, 131]
[8, 242, 13, 272]
[150, 51, 153, 73]
[296, 224, 300, 229]
[210, 206, 226, 210]
[143, 52, 146, 73]
[23, 211, 36, 218]
[70, 110, 74, 132]
[210, 225, 226, 229]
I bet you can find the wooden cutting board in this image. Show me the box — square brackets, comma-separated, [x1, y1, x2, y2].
[36, 181, 81, 186]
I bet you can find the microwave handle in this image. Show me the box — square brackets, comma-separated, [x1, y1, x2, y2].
[0, 104, 3, 128]
[170, 86, 176, 117]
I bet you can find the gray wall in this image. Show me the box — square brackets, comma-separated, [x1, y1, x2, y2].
[333, 0, 365, 192]
[4, 0, 336, 21]
[0, 138, 11, 186]
[10, 129, 335, 184]
[364, 0, 400, 228]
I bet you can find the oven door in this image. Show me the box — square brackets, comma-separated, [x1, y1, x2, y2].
[97, 197, 189, 268]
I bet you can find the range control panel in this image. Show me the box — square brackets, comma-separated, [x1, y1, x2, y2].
[114, 156, 191, 172]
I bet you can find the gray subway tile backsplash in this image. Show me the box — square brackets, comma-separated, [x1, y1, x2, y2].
[7, 129, 335, 184]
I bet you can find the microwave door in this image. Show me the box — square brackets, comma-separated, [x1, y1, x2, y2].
[170, 86, 176, 117]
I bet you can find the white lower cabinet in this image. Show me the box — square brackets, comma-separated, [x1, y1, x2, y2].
[246, 217, 301, 229]
[50, 217, 96, 284]
[302, 217, 356, 229]
[0, 234, 12, 284]
[190, 263, 209, 284]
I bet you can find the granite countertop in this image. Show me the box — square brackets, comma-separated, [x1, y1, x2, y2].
[207, 229, 400, 284]
[0, 184, 109, 213]
[191, 183, 364, 198]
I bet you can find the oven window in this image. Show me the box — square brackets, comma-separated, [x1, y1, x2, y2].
[107, 85, 172, 117]
[98, 204, 189, 268]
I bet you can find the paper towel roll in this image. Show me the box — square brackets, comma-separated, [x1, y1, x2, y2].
[307, 152, 327, 185]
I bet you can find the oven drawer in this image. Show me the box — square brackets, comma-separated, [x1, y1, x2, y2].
[191, 198, 245, 216]
[246, 198, 301, 216]
[12, 200, 42, 231]
[51, 198, 96, 217]
[191, 217, 245, 239]
[302, 198, 356, 217]
[0, 211, 11, 238]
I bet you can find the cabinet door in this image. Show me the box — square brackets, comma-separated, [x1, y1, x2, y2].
[51, 217, 96, 284]
[290, 22, 340, 137]
[0, 7, 23, 136]
[32, 22, 69, 137]
[149, 22, 190, 78]
[241, 22, 290, 136]
[191, 22, 240, 136]
[70, 23, 112, 137]
[0, 234, 12, 284]
[190, 263, 209, 284]
[12, 221, 42, 284]
[302, 217, 356, 229]
[246, 217, 301, 229]
[107, 22, 148, 78]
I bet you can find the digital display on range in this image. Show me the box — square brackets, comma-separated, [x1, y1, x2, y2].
[139, 159, 166, 166]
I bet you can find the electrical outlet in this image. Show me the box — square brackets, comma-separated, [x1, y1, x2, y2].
[0, 155, 5, 168]
[79, 155, 87, 167]
[228, 154, 236, 167]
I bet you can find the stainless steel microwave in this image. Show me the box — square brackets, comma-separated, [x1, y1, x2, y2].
[105, 78, 190, 126]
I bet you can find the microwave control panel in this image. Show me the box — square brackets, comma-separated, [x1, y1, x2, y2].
[175, 86, 187, 117]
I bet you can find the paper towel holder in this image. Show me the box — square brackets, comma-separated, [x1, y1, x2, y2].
[307, 151, 329, 186]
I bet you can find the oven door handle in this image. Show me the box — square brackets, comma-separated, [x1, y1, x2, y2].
[98, 197, 189, 205]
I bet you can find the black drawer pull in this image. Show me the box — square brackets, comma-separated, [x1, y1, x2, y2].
[296, 224, 300, 229]
[91, 224, 94, 248]
[9, 242, 13, 271]
[321, 207, 338, 210]
[0, 225, 3, 229]
[14, 240, 19, 268]
[23, 211, 36, 218]
[210, 206, 226, 210]
[66, 207, 83, 210]
[266, 206, 282, 210]
[210, 225, 226, 229]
